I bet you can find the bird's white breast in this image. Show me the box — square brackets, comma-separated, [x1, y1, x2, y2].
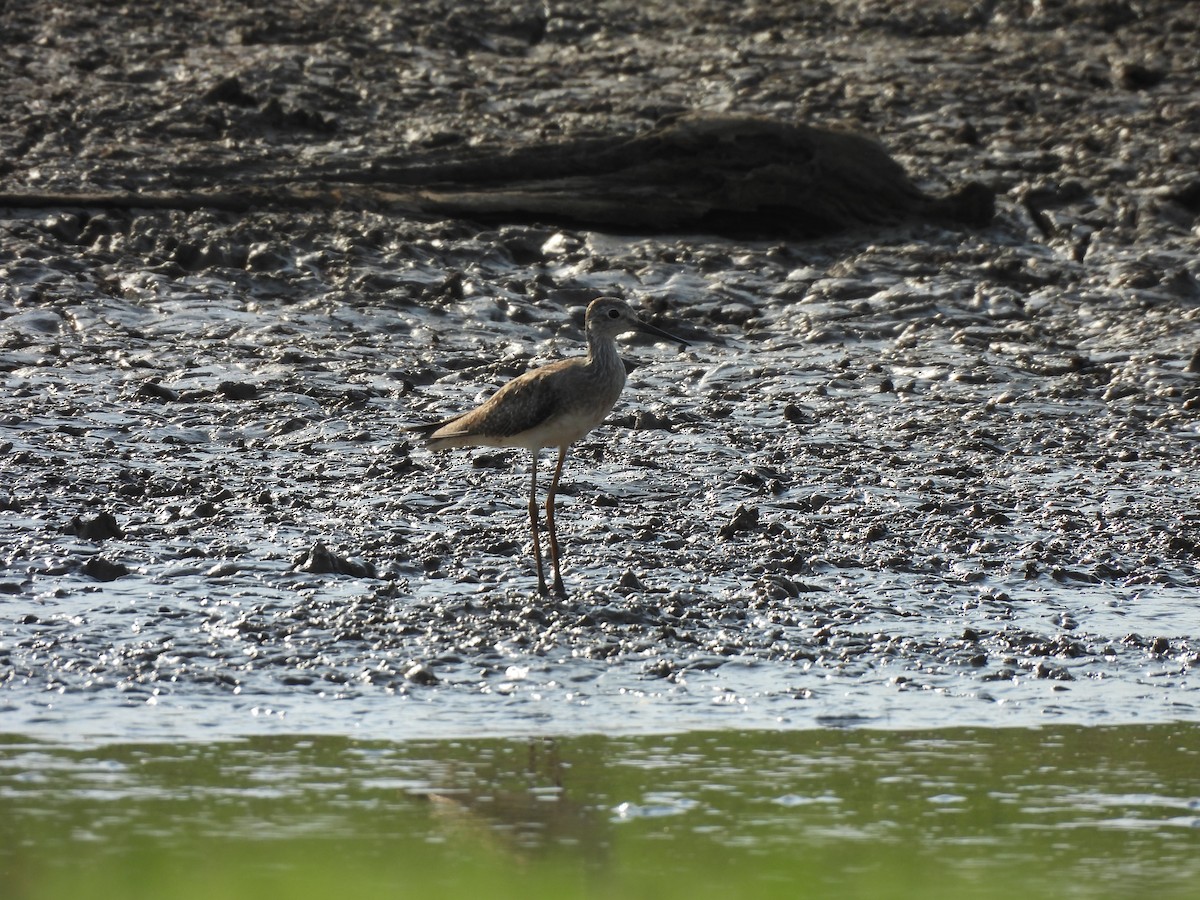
[499, 409, 610, 451]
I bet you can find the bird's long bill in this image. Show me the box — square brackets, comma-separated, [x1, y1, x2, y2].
[635, 318, 690, 349]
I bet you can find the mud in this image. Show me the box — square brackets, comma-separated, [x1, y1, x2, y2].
[1, 0, 1198, 742]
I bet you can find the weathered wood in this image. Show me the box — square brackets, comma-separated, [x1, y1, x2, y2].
[0, 187, 410, 214]
[0, 114, 994, 236]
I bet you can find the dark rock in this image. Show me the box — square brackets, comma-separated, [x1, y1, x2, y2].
[1163, 180, 1200, 215]
[632, 410, 674, 431]
[294, 543, 377, 578]
[218, 380, 258, 401]
[70, 511, 124, 541]
[187, 501, 219, 518]
[1116, 61, 1167, 90]
[203, 75, 258, 107]
[719, 504, 759, 539]
[43, 212, 83, 242]
[783, 403, 812, 424]
[617, 570, 644, 590]
[83, 557, 130, 581]
[863, 523, 889, 542]
[137, 381, 179, 402]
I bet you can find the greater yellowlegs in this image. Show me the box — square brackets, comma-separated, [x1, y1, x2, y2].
[414, 297, 688, 597]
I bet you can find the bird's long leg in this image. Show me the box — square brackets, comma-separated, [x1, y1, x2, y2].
[528, 450, 548, 595]
[545, 445, 569, 598]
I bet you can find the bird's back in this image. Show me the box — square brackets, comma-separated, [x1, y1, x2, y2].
[421, 355, 626, 452]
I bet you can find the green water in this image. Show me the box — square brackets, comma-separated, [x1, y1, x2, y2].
[2, 725, 1198, 899]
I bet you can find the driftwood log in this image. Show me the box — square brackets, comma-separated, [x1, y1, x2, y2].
[0, 114, 994, 237]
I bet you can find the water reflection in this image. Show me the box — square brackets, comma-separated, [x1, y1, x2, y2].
[1, 725, 1198, 898]
[420, 738, 610, 869]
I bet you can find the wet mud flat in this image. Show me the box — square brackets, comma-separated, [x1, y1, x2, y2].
[1, 0, 1199, 742]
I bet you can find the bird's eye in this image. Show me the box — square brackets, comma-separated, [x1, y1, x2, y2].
[607, 308, 621, 319]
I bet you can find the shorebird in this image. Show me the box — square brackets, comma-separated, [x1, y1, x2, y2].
[413, 297, 688, 598]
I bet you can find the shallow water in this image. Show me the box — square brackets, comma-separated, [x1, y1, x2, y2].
[3, 725, 1199, 899]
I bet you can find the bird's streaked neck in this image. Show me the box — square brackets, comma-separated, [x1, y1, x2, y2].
[586, 328, 624, 373]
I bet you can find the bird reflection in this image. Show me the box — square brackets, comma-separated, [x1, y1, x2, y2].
[417, 738, 610, 873]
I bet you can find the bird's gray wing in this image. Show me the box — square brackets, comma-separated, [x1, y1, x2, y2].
[462, 365, 565, 439]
